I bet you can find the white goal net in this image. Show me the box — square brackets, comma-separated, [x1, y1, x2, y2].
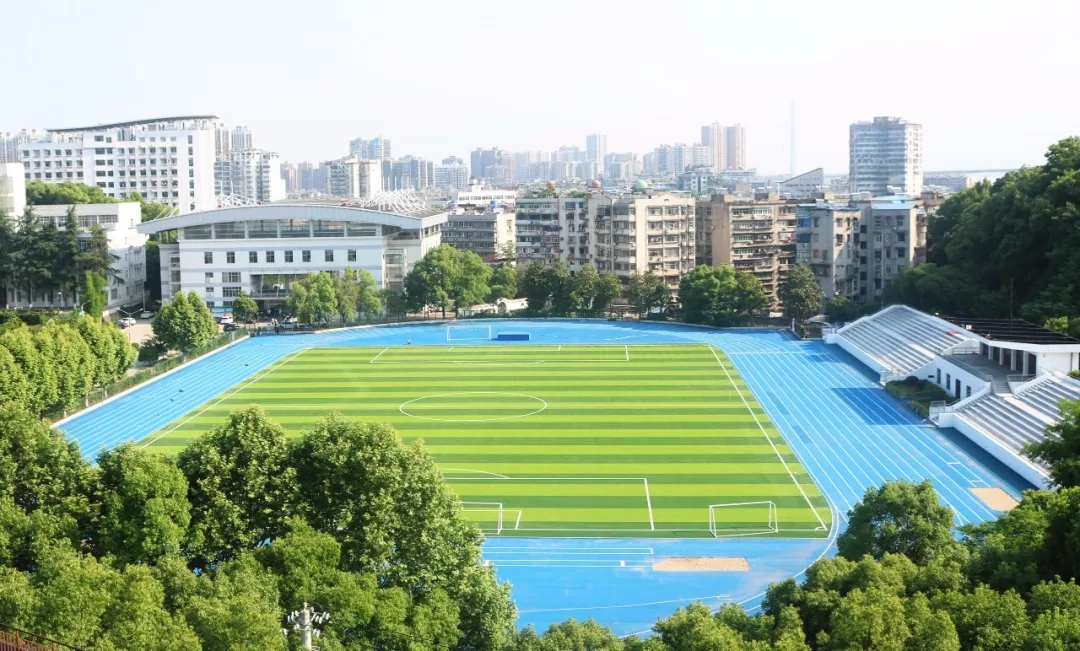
[461, 501, 504, 534]
[447, 325, 492, 342]
[708, 501, 778, 537]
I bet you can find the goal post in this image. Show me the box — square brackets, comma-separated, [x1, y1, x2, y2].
[446, 325, 492, 342]
[708, 501, 778, 538]
[461, 501, 504, 534]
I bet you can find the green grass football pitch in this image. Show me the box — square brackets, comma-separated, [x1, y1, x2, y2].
[148, 344, 831, 538]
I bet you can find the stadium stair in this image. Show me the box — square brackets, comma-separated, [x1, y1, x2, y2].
[835, 305, 975, 376]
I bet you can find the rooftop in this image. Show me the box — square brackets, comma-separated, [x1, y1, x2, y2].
[47, 115, 219, 133]
[942, 317, 1080, 345]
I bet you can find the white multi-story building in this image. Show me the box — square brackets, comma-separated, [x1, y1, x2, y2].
[434, 161, 469, 190]
[849, 116, 923, 196]
[16, 116, 217, 213]
[0, 129, 46, 164]
[139, 200, 446, 308]
[443, 185, 517, 262]
[585, 134, 607, 174]
[214, 149, 286, 203]
[777, 168, 825, 199]
[516, 182, 695, 293]
[4, 202, 147, 311]
[700, 123, 725, 172]
[324, 157, 382, 199]
[725, 125, 746, 170]
[0, 162, 26, 216]
[230, 126, 253, 151]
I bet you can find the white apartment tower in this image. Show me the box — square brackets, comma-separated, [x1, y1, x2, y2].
[0, 162, 26, 217]
[16, 116, 217, 213]
[214, 150, 286, 203]
[585, 134, 608, 174]
[849, 116, 923, 196]
[231, 126, 253, 151]
[725, 125, 746, 170]
[700, 123, 725, 172]
[325, 157, 382, 199]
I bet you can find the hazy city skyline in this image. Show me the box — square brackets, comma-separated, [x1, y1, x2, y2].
[4, 0, 1078, 174]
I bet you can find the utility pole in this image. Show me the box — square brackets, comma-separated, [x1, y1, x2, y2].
[283, 603, 330, 650]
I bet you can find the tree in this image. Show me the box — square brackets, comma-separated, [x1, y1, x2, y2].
[55, 207, 82, 302]
[593, 272, 622, 316]
[94, 444, 191, 564]
[0, 326, 54, 415]
[75, 315, 121, 386]
[487, 265, 517, 303]
[824, 296, 857, 324]
[779, 265, 821, 322]
[35, 322, 95, 414]
[286, 271, 338, 324]
[379, 289, 408, 320]
[573, 263, 600, 315]
[520, 261, 551, 314]
[678, 265, 768, 327]
[403, 245, 491, 317]
[544, 262, 576, 316]
[454, 249, 493, 313]
[230, 291, 258, 324]
[144, 240, 162, 304]
[627, 270, 666, 318]
[25, 181, 116, 206]
[177, 405, 296, 568]
[332, 267, 360, 323]
[0, 213, 15, 308]
[82, 271, 107, 318]
[153, 291, 218, 353]
[1024, 398, 1080, 488]
[126, 191, 175, 223]
[355, 268, 381, 320]
[837, 480, 955, 565]
[881, 263, 978, 316]
[289, 414, 482, 591]
[11, 208, 52, 307]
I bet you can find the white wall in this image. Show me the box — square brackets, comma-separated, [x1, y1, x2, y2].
[923, 356, 992, 401]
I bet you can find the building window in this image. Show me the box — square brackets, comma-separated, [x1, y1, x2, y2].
[266, 251, 275, 263]
[205, 272, 214, 282]
[223, 272, 241, 283]
[249, 251, 258, 264]
[324, 250, 334, 262]
[204, 252, 213, 264]
[302, 250, 311, 263]
[347, 249, 357, 262]
[227, 251, 236, 264]
[222, 287, 242, 298]
[205, 287, 215, 296]
[285, 250, 294, 263]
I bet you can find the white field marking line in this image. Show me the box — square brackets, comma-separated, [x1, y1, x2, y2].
[520, 594, 731, 614]
[625, 344, 630, 361]
[369, 346, 389, 363]
[399, 392, 548, 423]
[643, 478, 655, 530]
[448, 346, 453, 351]
[139, 347, 307, 449]
[515, 511, 522, 529]
[441, 468, 510, 479]
[708, 345, 828, 531]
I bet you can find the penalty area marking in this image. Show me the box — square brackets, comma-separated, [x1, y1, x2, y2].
[399, 392, 547, 423]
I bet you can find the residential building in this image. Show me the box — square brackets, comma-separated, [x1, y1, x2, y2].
[280, 162, 297, 194]
[214, 124, 231, 156]
[0, 129, 46, 164]
[516, 181, 695, 294]
[348, 137, 392, 160]
[853, 195, 927, 301]
[0, 162, 26, 216]
[16, 116, 217, 213]
[777, 168, 825, 199]
[795, 202, 862, 301]
[4, 202, 147, 312]
[725, 125, 746, 170]
[585, 134, 607, 173]
[700, 123, 725, 172]
[230, 126, 253, 151]
[434, 159, 469, 190]
[695, 194, 798, 307]
[214, 149, 286, 203]
[443, 185, 518, 262]
[296, 162, 315, 192]
[677, 169, 725, 196]
[324, 157, 382, 199]
[849, 116, 923, 195]
[387, 156, 433, 191]
[139, 200, 446, 307]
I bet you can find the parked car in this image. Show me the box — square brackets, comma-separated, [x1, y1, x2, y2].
[119, 317, 137, 328]
[139, 311, 153, 319]
[220, 316, 234, 325]
[223, 323, 240, 332]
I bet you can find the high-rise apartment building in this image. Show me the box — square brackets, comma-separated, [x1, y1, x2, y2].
[0, 129, 46, 164]
[386, 156, 433, 191]
[214, 149, 286, 203]
[849, 116, 923, 196]
[516, 184, 695, 294]
[434, 159, 469, 190]
[470, 147, 506, 181]
[296, 162, 315, 192]
[795, 202, 862, 301]
[725, 125, 746, 170]
[280, 162, 297, 194]
[214, 124, 231, 156]
[0, 162, 26, 216]
[324, 157, 382, 199]
[442, 185, 518, 262]
[16, 116, 217, 213]
[230, 126, 253, 151]
[349, 137, 392, 160]
[585, 134, 607, 174]
[700, 123, 725, 172]
[695, 193, 798, 307]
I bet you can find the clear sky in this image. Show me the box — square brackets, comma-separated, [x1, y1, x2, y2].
[4, 0, 1078, 174]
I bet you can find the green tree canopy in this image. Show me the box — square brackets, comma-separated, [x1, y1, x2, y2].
[488, 265, 518, 303]
[25, 181, 117, 206]
[837, 480, 955, 565]
[778, 265, 821, 322]
[152, 291, 218, 352]
[678, 265, 768, 327]
[1024, 398, 1080, 488]
[627, 270, 666, 318]
[286, 271, 338, 324]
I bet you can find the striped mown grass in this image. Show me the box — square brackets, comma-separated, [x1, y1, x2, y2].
[148, 343, 831, 538]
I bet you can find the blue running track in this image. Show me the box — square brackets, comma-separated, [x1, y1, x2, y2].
[56, 320, 1033, 636]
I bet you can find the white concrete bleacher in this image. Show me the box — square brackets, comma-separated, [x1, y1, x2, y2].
[1014, 374, 1080, 423]
[955, 394, 1050, 455]
[836, 305, 975, 375]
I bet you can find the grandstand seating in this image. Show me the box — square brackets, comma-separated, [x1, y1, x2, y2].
[836, 306, 974, 375]
[1015, 375, 1080, 423]
[955, 394, 1050, 454]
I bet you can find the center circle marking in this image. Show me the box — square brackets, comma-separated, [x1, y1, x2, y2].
[399, 391, 548, 422]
